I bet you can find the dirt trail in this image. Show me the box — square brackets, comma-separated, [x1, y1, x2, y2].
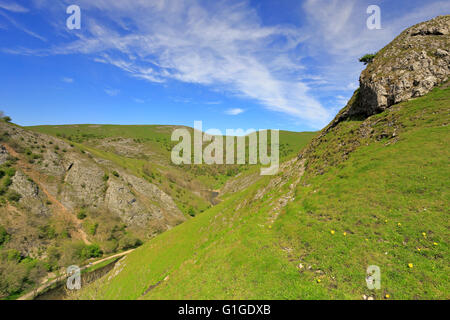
[17, 249, 135, 300]
[3, 143, 90, 244]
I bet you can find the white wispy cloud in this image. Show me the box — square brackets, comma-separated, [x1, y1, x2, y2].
[133, 98, 145, 104]
[225, 108, 245, 116]
[0, 10, 46, 41]
[104, 88, 120, 96]
[61, 77, 74, 83]
[0, 1, 29, 13]
[10, 0, 330, 128]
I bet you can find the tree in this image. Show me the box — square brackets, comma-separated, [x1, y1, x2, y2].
[77, 209, 87, 220]
[0, 260, 27, 296]
[359, 53, 376, 65]
[2, 116, 11, 123]
[81, 244, 102, 259]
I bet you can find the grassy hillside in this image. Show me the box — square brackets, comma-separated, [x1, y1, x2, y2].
[76, 85, 449, 300]
[28, 124, 316, 215]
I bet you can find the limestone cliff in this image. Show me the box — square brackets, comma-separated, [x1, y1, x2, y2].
[332, 15, 449, 126]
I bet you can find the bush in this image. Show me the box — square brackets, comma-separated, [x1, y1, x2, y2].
[3, 177, 12, 189]
[4, 249, 22, 263]
[0, 260, 27, 296]
[112, 171, 120, 178]
[103, 174, 109, 182]
[38, 225, 57, 239]
[5, 167, 15, 177]
[60, 228, 71, 239]
[59, 242, 85, 266]
[0, 133, 9, 143]
[88, 222, 98, 235]
[0, 226, 10, 246]
[0, 257, 47, 297]
[2, 116, 11, 123]
[101, 240, 118, 254]
[46, 246, 61, 270]
[81, 244, 102, 259]
[118, 235, 143, 250]
[7, 191, 21, 202]
[359, 53, 376, 65]
[77, 209, 87, 220]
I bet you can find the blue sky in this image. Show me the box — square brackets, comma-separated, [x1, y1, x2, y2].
[0, 0, 448, 132]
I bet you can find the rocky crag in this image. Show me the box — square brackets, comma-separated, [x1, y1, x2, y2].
[331, 15, 449, 126]
[0, 122, 186, 258]
[301, 15, 449, 174]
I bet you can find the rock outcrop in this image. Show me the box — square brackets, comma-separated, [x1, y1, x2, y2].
[335, 15, 449, 124]
[10, 170, 50, 217]
[300, 15, 449, 177]
[0, 121, 186, 244]
[0, 146, 9, 165]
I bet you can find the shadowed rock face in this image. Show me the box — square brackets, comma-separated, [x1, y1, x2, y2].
[338, 15, 449, 123]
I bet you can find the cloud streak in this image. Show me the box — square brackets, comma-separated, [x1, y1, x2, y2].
[104, 88, 120, 96]
[0, 10, 46, 41]
[225, 108, 245, 116]
[0, 1, 29, 13]
[61, 77, 74, 83]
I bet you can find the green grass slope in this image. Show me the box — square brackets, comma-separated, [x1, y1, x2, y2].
[76, 84, 449, 300]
